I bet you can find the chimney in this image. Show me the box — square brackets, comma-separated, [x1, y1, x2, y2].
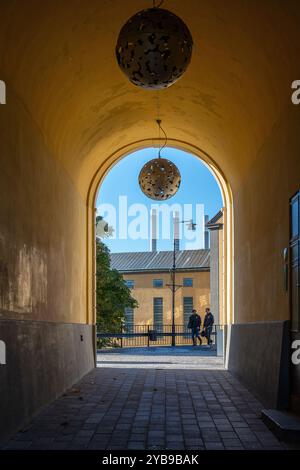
[173, 211, 180, 251]
[150, 208, 157, 252]
[204, 214, 210, 249]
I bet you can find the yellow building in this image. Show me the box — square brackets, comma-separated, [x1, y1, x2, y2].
[110, 249, 210, 328]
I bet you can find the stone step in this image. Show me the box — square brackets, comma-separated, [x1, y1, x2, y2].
[262, 409, 300, 442]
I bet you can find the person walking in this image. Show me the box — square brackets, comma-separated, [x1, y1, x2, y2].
[188, 309, 202, 346]
[203, 308, 214, 346]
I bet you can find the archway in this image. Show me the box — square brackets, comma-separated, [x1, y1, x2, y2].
[1, 0, 299, 445]
[87, 139, 234, 360]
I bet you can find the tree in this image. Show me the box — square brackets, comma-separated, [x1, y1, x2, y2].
[96, 238, 138, 347]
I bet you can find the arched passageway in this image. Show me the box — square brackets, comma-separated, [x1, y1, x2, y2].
[0, 0, 300, 441]
[89, 141, 234, 330]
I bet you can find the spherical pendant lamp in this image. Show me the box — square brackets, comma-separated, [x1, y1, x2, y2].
[139, 157, 181, 200]
[116, 5, 193, 89]
[138, 120, 181, 200]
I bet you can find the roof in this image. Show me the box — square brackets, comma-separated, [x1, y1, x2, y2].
[110, 249, 210, 273]
[206, 210, 223, 226]
[206, 211, 224, 231]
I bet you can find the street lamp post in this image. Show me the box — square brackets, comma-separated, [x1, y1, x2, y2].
[171, 236, 177, 347]
[167, 219, 196, 347]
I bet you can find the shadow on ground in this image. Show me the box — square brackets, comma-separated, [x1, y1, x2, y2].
[1, 365, 285, 451]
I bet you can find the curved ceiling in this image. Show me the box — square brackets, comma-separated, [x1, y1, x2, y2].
[0, 0, 299, 197]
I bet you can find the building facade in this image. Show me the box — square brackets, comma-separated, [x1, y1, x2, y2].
[110, 250, 210, 328]
[207, 211, 225, 326]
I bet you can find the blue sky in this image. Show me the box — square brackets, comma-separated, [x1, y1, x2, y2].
[96, 148, 223, 253]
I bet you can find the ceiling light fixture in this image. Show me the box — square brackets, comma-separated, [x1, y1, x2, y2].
[116, 0, 193, 89]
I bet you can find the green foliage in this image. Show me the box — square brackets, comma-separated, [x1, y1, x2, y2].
[96, 239, 138, 348]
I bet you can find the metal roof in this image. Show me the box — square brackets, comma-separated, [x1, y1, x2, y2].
[110, 250, 210, 273]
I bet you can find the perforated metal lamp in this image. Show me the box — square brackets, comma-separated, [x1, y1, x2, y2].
[139, 157, 181, 200]
[115, 4, 193, 89]
[138, 120, 181, 200]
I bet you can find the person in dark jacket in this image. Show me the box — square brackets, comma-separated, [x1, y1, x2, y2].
[188, 309, 202, 346]
[203, 308, 214, 346]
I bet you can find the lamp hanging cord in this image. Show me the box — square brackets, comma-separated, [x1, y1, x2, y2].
[156, 119, 168, 158]
[153, 0, 164, 8]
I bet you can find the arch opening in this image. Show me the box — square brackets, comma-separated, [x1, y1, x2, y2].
[87, 140, 234, 359]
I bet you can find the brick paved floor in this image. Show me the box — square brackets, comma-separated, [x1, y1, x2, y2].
[2, 347, 284, 450]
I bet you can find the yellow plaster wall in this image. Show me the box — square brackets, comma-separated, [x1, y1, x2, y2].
[234, 111, 300, 323]
[218, 213, 225, 326]
[0, 0, 300, 327]
[0, 0, 298, 198]
[0, 92, 87, 324]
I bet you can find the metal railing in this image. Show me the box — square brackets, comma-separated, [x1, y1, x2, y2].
[97, 324, 220, 349]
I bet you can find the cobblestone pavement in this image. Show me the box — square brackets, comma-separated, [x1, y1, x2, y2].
[2, 347, 285, 450]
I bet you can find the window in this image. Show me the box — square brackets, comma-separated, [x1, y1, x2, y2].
[125, 280, 134, 289]
[153, 279, 163, 288]
[183, 278, 193, 287]
[183, 296, 193, 326]
[124, 307, 134, 333]
[153, 297, 163, 328]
